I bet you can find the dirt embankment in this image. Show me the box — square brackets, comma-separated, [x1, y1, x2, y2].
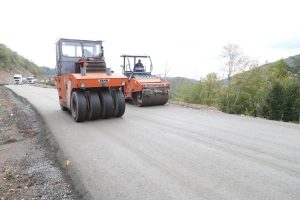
[0, 67, 46, 85]
[0, 67, 35, 84]
[0, 86, 80, 199]
[0, 71, 15, 84]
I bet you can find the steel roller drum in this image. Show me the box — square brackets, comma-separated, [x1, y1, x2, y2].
[137, 89, 169, 106]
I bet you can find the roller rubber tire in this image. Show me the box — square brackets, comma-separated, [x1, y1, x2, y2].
[99, 91, 114, 119]
[112, 90, 126, 117]
[71, 91, 87, 122]
[60, 104, 68, 111]
[88, 92, 101, 120]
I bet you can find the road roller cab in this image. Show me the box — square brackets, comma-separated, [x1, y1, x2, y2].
[55, 38, 127, 122]
[121, 55, 170, 106]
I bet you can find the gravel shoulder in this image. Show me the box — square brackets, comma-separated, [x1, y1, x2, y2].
[0, 86, 80, 199]
[168, 100, 220, 112]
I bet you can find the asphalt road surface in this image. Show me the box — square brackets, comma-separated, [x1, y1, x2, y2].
[7, 85, 300, 200]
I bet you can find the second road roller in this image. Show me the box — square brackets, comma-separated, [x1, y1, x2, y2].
[121, 55, 170, 106]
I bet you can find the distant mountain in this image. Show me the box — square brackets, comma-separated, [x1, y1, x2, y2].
[221, 53, 300, 85]
[0, 43, 42, 83]
[40, 66, 56, 77]
[284, 54, 300, 67]
[258, 54, 300, 78]
[166, 77, 197, 95]
[283, 54, 300, 78]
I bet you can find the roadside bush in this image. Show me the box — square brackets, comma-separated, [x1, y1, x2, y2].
[282, 80, 300, 122]
[261, 82, 285, 120]
[46, 80, 55, 86]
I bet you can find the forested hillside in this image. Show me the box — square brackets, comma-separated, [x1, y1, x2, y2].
[173, 45, 300, 123]
[167, 77, 197, 98]
[40, 66, 56, 77]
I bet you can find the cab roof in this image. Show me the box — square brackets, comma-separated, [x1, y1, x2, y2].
[120, 54, 150, 58]
[57, 38, 103, 44]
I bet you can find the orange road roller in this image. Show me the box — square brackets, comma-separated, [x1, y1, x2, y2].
[55, 38, 127, 122]
[121, 55, 170, 106]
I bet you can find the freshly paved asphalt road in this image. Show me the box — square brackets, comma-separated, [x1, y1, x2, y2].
[7, 85, 300, 200]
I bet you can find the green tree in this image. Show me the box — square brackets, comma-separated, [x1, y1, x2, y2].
[202, 73, 221, 106]
[182, 73, 221, 106]
[261, 82, 285, 120]
[219, 67, 268, 115]
[282, 80, 300, 122]
[268, 59, 289, 81]
[221, 44, 258, 113]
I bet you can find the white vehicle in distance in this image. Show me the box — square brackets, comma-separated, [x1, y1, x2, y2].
[26, 76, 37, 84]
[13, 74, 23, 84]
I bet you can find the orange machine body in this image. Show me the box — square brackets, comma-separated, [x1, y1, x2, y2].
[125, 76, 170, 99]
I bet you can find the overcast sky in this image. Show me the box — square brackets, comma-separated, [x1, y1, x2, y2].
[1, 0, 300, 79]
